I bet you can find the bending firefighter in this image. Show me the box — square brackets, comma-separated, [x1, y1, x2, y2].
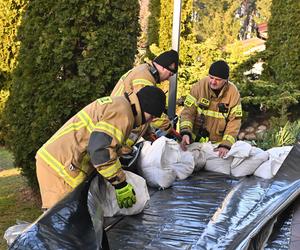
[36, 86, 166, 210]
[180, 60, 242, 157]
[111, 49, 179, 144]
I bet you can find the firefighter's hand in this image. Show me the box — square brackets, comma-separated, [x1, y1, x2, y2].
[214, 146, 229, 158]
[180, 135, 190, 151]
[114, 182, 136, 208]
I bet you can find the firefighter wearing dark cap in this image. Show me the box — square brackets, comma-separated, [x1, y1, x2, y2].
[36, 86, 166, 210]
[111, 50, 179, 146]
[180, 60, 243, 158]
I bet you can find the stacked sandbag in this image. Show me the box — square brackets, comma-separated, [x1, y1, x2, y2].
[194, 141, 291, 179]
[254, 146, 293, 179]
[202, 142, 233, 175]
[186, 142, 206, 172]
[188, 141, 268, 177]
[137, 137, 195, 189]
[226, 141, 269, 177]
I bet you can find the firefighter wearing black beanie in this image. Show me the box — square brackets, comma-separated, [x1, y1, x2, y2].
[208, 60, 230, 80]
[136, 86, 166, 118]
[180, 59, 242, 159]
[153, 49, 179, 74]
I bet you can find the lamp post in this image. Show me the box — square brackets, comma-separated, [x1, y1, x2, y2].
[167, 0, 182, 121]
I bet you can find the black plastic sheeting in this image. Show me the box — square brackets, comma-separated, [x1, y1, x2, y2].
[9, 171, 106, 250]
[264, 203, 293, 250]
[195, 144, 300, 250]
[106, 144, 300, 250]
[9, 144, 300, 250]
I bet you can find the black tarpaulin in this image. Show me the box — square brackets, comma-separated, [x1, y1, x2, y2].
[9, 171, 106, 250]
[106, 144, 300, 249]
[8, 144, 300, 249]
[195, 144, 300, 250]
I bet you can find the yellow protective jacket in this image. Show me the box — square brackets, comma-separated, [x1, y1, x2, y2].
[36, 93, 144, 188]
[111, 63, 171, 140]
[180, 76, 242, 148]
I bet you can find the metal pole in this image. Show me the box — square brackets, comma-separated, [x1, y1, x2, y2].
[168, 0, 182, 120]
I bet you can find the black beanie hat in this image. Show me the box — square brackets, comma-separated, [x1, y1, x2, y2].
[136, 86, 166, 118]
[153, 49, 179, 73]
[209, 60, 230, 79]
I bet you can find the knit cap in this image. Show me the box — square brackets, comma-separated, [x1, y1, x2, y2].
[153, 50, 179, 73]
[136, 86, 166, 118]
[209, 60, 230, 79]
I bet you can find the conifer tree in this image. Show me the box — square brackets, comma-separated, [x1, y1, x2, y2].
[255, 0, 272, 23]
[0, 0, 27, 143]
[265, 0, 300, 87]
[4, 0, 140, 188]
[147, 0, 160, 48]
[194, 0, 240, 46]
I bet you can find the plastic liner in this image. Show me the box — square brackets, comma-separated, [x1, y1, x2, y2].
[106, 144, 300, 249]
[7, 144, 299, 249]
[106, 173, 240, 249]
[9, 171, 107, 250]
[264, 203, 293, 250]
[195, 144, 300, 250]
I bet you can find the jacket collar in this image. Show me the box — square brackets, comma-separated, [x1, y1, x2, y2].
[207, 77, 229, 98]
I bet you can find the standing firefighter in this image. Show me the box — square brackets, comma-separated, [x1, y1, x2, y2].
[111, 49, 179, 143]
[36, 86, 166, 210]
[180, 60, 242, 157]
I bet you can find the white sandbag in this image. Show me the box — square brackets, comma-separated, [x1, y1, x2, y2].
[137, 137, 195, 189]
[162, 139, 194, 180]
[226, 141, 253, 170]
[254, 146, 293, 179]
[102, 171, 150, 217]
[231, 147, 269, 177]
[226, 141, 252, 159]
[137, 139, 176, 188]
[203, 142, 233, 175]
[187, 142, 206, 172]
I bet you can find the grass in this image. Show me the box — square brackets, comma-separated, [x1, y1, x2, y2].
[0, 147, 42, 250]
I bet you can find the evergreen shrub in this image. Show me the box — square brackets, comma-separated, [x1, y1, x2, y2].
[0, 0, 28, 143]
[4, 0, 140, 189]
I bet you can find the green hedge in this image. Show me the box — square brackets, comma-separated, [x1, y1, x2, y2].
[0, 0, 28, 144]
[147, 0, 160, 51]
[264, 0, 300, 87]
[232, 0, 300, 117]
[4, 0, 140, 189]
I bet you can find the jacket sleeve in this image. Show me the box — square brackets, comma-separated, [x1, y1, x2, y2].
[179, 85, 199, 140]
[150, 113, 172, 133]
[220, 90, 243, 147]
[87, 113, 132, 185]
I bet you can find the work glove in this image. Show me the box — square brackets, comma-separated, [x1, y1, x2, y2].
[114, 182, 136, 208]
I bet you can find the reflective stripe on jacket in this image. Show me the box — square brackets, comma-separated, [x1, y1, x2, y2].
[111, 63, 171, 136]
[180, 76, 242, 147]
[36, 93, 143, 188]
[111, 64, 156, 97]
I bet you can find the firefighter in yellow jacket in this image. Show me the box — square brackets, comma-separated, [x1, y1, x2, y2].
[111, 49, 179, 143]
[180, 60, 242, 157]
[36, 86, 166, 210]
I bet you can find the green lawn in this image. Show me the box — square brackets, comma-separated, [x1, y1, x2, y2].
[0, 147, 42, 250]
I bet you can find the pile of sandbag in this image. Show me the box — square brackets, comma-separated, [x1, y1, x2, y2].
[137, 138, 293, 187]
[187, 141, 292, 179]
[254, 146, 292, 178]
[137, 137, 194, 189]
